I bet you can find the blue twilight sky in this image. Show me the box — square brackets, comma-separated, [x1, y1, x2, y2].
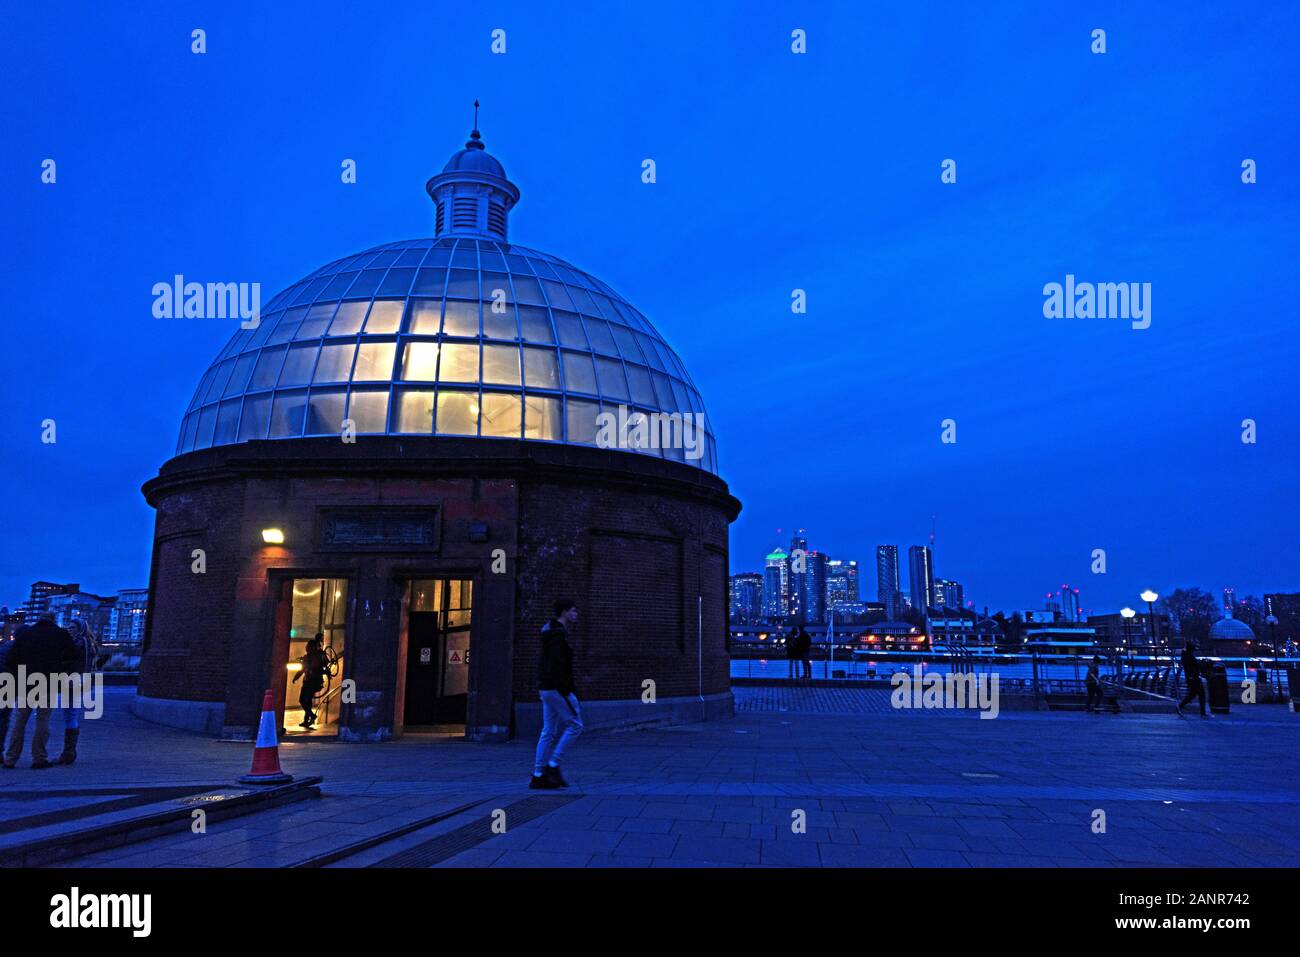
[2, 1, 1298, 615]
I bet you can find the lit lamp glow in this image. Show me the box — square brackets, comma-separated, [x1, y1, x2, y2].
[262, 528, 285, 545]
[1140, 590, 1161, 650]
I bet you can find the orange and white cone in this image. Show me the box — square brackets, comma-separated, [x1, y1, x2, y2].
[239, 690, 293, 784]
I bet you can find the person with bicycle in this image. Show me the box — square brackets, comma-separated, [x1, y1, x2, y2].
[292, 633, 330, 729]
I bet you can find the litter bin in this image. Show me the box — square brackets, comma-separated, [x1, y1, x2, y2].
[1207, 663, 1231, 714]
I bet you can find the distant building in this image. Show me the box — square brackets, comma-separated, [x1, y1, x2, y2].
[876, 545, 901, 618]
[1264, 593, 1300, 651]
[934, 578, 964, 610]
[929, 615, 999, 648]
[729, 573, 763, 623]
[1087, 611, 1171, 648]
[21, 581, 80, 624]
[762, 548, 789, 620]
[47, 591, 114, 636]
[826, 559, 859, 607]
[106, 588, 149, 648]
[786, 532, 811, 623]
[908, 545, 934, 613]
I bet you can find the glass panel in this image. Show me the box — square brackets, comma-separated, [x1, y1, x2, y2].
[295, 303, 336, 339]
[482, 296, 517, 339]
[213, 399, 242, 446]
[204, 360, 235, 403]
[347, 390, 389, 432]
[522, 347, 560, 389]
[565, 399, 600, 445]
[245, 311, 279, 350]
[321, 271, 358, 299]
[314, 343, 356, 383]
[180, 412, 200, 452]
[524, 395, 561, 440]
[652, 372, 675, 407]
[395, 248, 426, 268]
[481, 393, 521, 437]
[442, 300, 479, 336]
[395, 389, 435, 433]
[553, 312, 588, 348]
[306, 390, 345, 434]
[269, 307, 307, 344]
[611, 325, 642, 360]
[518, 305, 553, 343]
[365, 300, 404, 333]
[270, 391, 308, 437]
[561, 351, 597, 393]
[328, 301, 368, 335]
[195, 404, 219, 447]
[378, 267, 416, 297]
[541, 279, 573, 310]
[595, 357, 629, 400]
[512, 276, 545, 305]
[223, 351, 256, 395]
[278, 342, 319, 386]
[626, 364, 656, 406]
[237, 393, 272, 440]
[479, 247, 506, 272]
[435, 391, 479, 436]
[352, 341, 396, 381]
[407, 299, 442, 334]
[412, 267, 446, 297]
[250, 346, 288, 390]
[438, 342, 479, 382]
[347, 269, 387, 299]
[450, 247, 477, 269]
[584, 320, 618, 356]
[637, 333, 666, 370]
[401, 341, 440, 381]
[481, 272, 511, 307]
[482, 344, 520, 386]
[446, 269, 479, 298]
[568, 286, 599, 315]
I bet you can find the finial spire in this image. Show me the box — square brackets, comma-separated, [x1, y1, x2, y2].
[467, 99, 484, 150]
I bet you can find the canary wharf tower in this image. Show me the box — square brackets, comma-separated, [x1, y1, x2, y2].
[133, 122, 741, 742]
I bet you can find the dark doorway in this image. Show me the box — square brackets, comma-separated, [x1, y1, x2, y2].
[403, 579, 473, 730]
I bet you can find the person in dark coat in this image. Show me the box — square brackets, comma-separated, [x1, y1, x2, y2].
[786, 626, 799, 679]
[1176, 640, 1209, 718]
[530, 600, 584, 789]
[291, 634, 329, 729]
[1085, 655, 1104, 712]
[3, 614, 78, 769]
[796, 627, 813, 682]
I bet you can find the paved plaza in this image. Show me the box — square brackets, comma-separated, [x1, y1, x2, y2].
[5, 687, 1298, 868]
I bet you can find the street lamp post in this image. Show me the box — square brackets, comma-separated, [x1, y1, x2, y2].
[1140, 590, 1161, 656]
[1266, 613, 1279, 700]
[1120, 607, 1136, 683]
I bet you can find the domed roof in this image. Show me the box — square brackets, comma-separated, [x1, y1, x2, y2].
[177, 236, 717, 474]
[1209, 616, 1254, 640]
[442, 145, 506, 178]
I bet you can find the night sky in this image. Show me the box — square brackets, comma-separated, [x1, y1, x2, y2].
[3, 1, 1297, 614]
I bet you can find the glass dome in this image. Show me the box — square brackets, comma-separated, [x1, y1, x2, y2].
[177, 236, 718, 474]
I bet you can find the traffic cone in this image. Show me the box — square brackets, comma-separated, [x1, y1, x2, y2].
[239, 690, 293, 784]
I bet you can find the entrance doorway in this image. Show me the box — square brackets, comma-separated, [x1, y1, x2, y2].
[280, 577, 348, 736]
[403, 579, 472, 732]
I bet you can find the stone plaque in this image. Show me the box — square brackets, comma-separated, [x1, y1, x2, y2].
[317, 507, 440, 551]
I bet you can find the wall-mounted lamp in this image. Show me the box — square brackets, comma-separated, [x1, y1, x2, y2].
[262, 528, 285, 544]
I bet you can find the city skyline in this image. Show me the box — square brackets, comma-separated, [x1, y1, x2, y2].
[4, 2, 1299, 613]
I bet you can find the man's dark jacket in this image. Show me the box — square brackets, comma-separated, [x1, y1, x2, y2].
[4, 620, 78, 679]
[1181, 646, 1201, 681]
[538, 620, 576, 697]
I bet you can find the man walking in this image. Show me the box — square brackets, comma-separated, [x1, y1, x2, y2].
[1085, 655, 1104, 713]
[1176, 639, 1209, 718]
[530, 600, 583, 789]
[3, 613, 78, 769]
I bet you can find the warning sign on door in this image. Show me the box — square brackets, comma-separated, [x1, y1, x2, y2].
[448, 649, 464, 665]
[420, 647, 431, 664]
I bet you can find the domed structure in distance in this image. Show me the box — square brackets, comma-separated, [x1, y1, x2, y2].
[135, 121, 740, 744]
